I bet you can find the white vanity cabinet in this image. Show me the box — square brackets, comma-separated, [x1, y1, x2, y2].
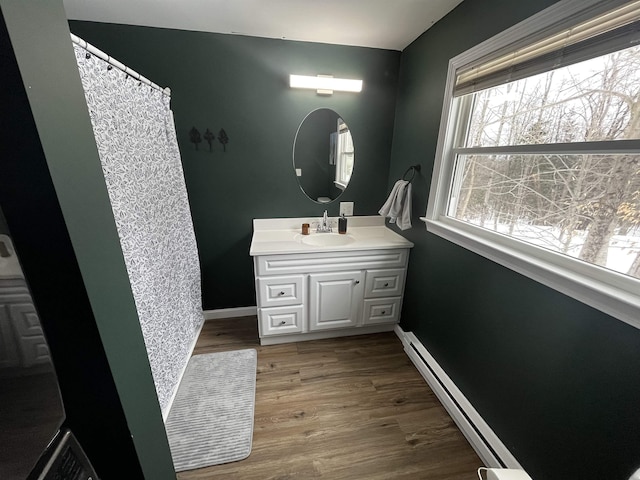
[253, 248, 410, 345]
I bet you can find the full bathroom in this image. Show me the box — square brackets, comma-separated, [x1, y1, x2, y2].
[1, 0, 640, 479]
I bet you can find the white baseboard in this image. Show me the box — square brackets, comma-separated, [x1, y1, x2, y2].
[203, 306, 257, 320]
[162, 316, 206, 422]
[394, 325, 522, 470]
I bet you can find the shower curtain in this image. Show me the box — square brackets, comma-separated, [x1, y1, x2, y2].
[73, 43, 203, 415]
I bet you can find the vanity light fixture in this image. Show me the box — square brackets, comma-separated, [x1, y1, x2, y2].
[289, 74, 363, 95]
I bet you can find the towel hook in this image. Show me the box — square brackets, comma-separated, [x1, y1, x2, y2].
[402, 164, 421, 182]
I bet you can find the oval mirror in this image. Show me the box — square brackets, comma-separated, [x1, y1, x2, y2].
[293, 108, 354, 204]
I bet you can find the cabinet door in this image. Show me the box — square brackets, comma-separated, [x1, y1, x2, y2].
[309, 271, 364, 331]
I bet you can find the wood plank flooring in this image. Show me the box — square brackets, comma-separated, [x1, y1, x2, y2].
[178, 317, 483, 479]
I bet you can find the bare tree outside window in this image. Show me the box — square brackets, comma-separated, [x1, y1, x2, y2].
[450, 45, 640, 280]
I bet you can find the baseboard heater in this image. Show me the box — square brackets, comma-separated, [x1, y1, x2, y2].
[394, 326, 522, 470]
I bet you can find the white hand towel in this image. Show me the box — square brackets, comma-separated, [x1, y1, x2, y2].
[379, 180, 412, 230]
[379, 180, 403, 218]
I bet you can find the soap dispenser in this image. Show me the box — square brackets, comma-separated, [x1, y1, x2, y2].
[338, 214, 347, 234]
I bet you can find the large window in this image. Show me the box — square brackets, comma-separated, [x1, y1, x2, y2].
[426, 0, 640, 328]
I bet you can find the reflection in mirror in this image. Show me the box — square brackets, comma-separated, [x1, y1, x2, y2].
[293, 108, 354, 204]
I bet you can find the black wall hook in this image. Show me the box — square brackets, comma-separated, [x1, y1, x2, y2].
[402, 164, 421, 182]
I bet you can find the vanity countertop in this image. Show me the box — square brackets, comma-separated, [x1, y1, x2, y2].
[250, 216, 414, 256]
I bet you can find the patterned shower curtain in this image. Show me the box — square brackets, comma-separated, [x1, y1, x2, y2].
[74, 43, 203, 415]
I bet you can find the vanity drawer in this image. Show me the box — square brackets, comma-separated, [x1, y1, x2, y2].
[362, 297, 402, 325]
[258, 305, 305, 336]
[256, 275, 304, 308]
[364, 268, 405, 298]
[255, 249, 408, 276]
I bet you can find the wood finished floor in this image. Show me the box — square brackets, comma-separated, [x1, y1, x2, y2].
[178, 317, 483, 479]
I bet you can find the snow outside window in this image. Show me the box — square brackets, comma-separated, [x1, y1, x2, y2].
[426, 0, 640, 329]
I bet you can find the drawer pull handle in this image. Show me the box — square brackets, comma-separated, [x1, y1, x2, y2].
[278, 291, 285, 296]
[384, 283, 389, 287]
[355, 280, 360, 284]
[280, 320, 287, 325]
[382, 310, 386, 315]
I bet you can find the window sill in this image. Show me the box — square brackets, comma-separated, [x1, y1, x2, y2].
[425, 218, 640, 330]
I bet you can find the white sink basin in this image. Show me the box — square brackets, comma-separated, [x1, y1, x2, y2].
[300, 233, 355, 247]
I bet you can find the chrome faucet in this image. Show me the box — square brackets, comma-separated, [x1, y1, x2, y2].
[317, 210, 333, 233]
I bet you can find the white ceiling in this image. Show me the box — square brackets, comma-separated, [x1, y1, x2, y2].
[63, 0, 464, 51]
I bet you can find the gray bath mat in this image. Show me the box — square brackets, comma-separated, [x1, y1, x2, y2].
[165, 349, 257, 472]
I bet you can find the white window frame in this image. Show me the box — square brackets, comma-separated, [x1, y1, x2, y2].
[334, 119, 354, 190]
[425, 0, 640, 330]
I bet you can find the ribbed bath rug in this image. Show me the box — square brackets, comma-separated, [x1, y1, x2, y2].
[165, 349, 257, 472]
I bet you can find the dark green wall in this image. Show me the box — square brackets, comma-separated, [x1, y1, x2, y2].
[1, 1, 174, 478]
[68, 21, 400, 310]
[390, 1, 640, 479]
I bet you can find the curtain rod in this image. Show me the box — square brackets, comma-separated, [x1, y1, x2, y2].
[70, 33, 171, 97]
